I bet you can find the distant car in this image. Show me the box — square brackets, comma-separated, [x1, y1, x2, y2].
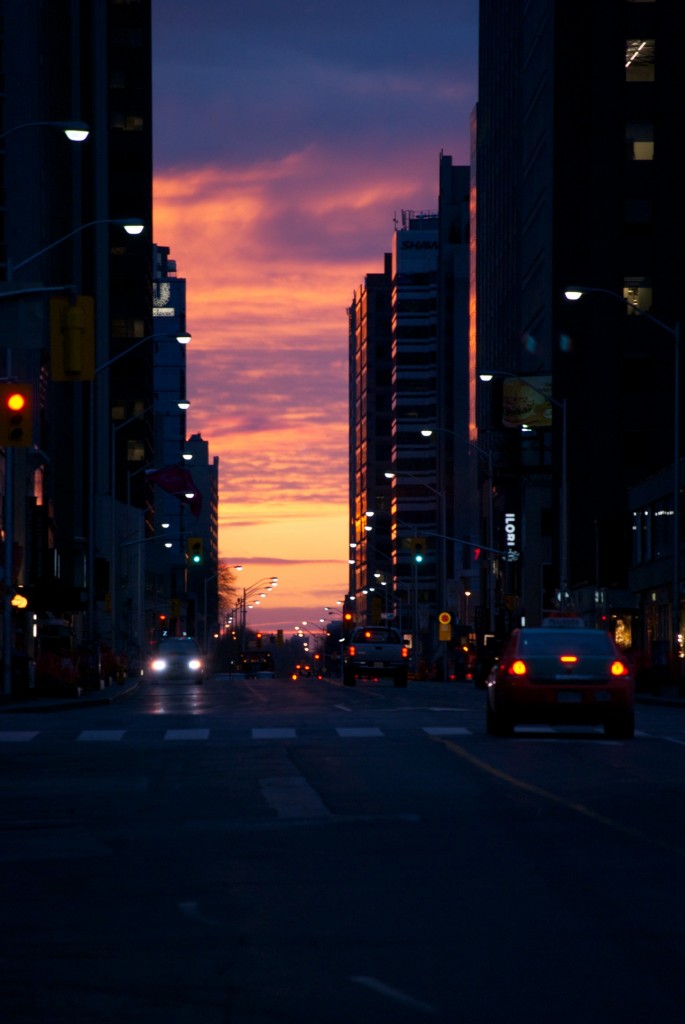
[241, 654, 276, 679]
[486, 627, 634, 738]
[148, 637, 205, 683]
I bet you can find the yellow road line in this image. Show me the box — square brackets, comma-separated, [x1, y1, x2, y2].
[434, 736, 685, 854]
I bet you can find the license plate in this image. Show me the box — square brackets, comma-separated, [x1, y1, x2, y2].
[373, 661, 384, 668]
[557, 691, 582, 703]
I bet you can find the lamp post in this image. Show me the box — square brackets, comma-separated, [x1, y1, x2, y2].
[384, 468, 447, 599]
[0, 120, 90, 143]
[420, 427, 496, 634]
[480, 371, 568, 611]
[203, 574, 218, 653]
[239, 577, 279, 652]
[565, 286, 681, 666]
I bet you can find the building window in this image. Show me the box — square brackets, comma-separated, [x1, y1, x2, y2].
[626, 39, 655, 81]
[623, 276, 653, 314]
[127, 439, 145, 462]
[626, 122, 654, 160]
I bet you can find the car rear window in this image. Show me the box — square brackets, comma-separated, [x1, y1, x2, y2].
[519, 631, 614, 656]
[353, 628, 401, 644]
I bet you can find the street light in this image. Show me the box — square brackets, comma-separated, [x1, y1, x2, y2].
[0, 120, 90, 143]
[480, 370, 569, 610]
[420, 427, 496, 634]
[238, 577, 279, 650]
[565, 285, 681, 665]
[384, 466, 447, 600]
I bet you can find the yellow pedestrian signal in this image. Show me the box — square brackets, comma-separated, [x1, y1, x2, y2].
[50, 295, 95, 381]
[0, 383, 33, 447]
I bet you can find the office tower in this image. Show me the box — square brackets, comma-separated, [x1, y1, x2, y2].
[475, 1, 685, 668]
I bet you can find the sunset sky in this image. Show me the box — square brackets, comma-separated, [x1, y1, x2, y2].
[151, 0, 478, 633]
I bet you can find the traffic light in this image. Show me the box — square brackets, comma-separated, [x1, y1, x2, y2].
[187, 537, 203, 565]
[0, 383, 33, 447]
[50, 295, 95, 380]
[411, 537, 427, 563]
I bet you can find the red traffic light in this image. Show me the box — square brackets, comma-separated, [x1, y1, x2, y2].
[0, 383, 33, 447]
[6, 392, 26, 412]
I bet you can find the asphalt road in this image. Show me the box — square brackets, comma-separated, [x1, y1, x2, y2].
[2, 674, 685, 1023]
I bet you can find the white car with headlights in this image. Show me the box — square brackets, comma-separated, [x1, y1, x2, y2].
[148, 637, 205, 683]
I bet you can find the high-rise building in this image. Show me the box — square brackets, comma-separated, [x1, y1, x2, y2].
[348, 253, 393, 626]
[0, 2, 153, 689]
[348, 157, 471, 674]
[475, 1, 685, 669]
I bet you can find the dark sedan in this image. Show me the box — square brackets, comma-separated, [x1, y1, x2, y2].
[486, 627, 634, 738]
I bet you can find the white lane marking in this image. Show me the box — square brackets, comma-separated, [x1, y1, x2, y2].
[0, 731, 38, 742]
[164, 728, 210, 741]
[252, 728, 296, 739]
[662, 735, 685, 746]
[423, 726, 471, 736]
[260, 776, 331, 819]
[78, 730, 126, 742]
[351, 976, 437, 1014]
[334, 703, 353, 712]
[336, 727, 384, 737]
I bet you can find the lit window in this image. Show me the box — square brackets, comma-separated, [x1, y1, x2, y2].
[626, 122, 654, 160]
[623, 276, 653, 314]
[626, 39, 655, 81]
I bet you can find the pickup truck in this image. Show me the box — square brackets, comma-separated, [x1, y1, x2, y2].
[343, 626, 410, 688]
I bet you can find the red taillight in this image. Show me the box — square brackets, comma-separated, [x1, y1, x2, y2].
[508, 659, 527, 676]
[560, 655, 578, 664]
[401, 646, 409, 659]
[348, 645, 356, 657]
[610, 660, 629, 677]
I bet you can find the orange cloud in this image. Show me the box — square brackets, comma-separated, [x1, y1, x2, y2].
[153, 147, 446, 630]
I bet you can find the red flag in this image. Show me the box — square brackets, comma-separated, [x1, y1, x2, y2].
[146, 465, 202, 517]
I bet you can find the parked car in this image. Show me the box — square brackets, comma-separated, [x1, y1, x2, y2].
[148, 637, 205, 683]
[486, 627, 634, 738]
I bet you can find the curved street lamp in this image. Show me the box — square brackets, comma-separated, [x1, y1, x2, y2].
[0, 120, 90, 142]
[420, 427, 496, 633]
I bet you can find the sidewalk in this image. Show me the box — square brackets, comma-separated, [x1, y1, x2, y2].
[0, 677, 142, 714]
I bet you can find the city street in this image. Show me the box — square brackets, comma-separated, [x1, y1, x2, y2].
[2, 675, 685, 1023]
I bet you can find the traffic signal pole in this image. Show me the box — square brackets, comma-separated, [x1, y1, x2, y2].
[1, 381, 34, 698]
[2, 443, 13, 697]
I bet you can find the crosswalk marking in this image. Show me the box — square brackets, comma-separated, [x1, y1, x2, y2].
[78, 730, 126, 742]
[423, 726, 472, 736]
[252, 728, 297, 739]
[336, 727, 384, 737]
[164, 728, 210, 741]
[1, 724, 663, 745]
